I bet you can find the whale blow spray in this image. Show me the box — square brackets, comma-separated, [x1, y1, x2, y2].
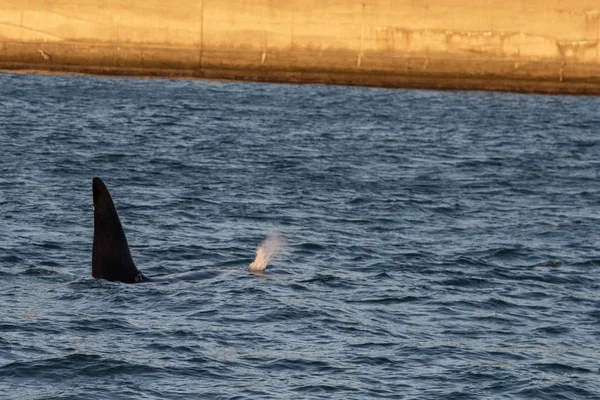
[248, 233, 286, 272]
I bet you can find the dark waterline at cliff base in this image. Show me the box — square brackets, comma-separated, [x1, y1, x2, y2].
[1, 73, 599, 399]
[3, 63, 600, 96]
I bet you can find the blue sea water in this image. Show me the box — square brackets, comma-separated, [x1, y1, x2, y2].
[0, 72, 599, 399]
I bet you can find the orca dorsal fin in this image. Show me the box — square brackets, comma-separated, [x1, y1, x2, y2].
[92, 177, 145, 283]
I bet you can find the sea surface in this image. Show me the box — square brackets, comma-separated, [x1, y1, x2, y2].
[0, 72, 599, 399]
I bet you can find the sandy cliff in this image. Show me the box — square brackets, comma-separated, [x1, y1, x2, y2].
[1, 0, 599, 94]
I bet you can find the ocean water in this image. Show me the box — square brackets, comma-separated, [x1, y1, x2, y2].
[0, 72, 599, 399]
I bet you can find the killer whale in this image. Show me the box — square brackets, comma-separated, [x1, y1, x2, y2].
[93, 177, 212, 283]
[92, 177, 151, 283]
[92, 177, 283, 283]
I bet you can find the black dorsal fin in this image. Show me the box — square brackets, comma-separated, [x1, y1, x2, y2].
[92, 177, 146, 283]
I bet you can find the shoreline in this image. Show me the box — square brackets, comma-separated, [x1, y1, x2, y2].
[2, 63, 600, 96]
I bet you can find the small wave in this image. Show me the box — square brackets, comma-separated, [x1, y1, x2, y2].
[0, 269, 14, 278]
[571, 259, 600, 268]
[22, 266, 67, 278]
[1, 353, 162, 379]
[292, 383, 360, 395]
[533, 325, 571, 335]
[372, 271, 395, 280]
[489, 246, 525, 259]
[67, 317, 134, 333]
[532, 362, 595, 374]
[346, 295, 422, 304]
[31, 241, 63, 250]
[347, 196, 374, 205]
[533, 259, 562, 267]
[587, 310, 600, 321]
[262, 357, 340, 373]
[298, 274, 358, 289]
[348, 355, 396, 366]
[440, 277, 491, 288]
[453, 255, 488, 267]
[289, 282, 310, 291]
[298, 242, 327, 251]
[485, 297, 520, 310]
[0, 255, 24, 264]
[188, 308, 219, 318]
[515, 383, 598, 399]
[255, 305, 319, 323]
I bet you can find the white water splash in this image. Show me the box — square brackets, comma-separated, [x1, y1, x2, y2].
[248, 233, 286, 272]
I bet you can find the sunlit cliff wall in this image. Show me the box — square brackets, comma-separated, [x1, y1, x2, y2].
[1, 0, 599, 92]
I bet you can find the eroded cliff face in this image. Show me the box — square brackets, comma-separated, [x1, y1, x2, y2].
[1, 0, 600, 93]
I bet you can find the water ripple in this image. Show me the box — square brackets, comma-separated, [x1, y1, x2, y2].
[1, 73, 599, 399]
